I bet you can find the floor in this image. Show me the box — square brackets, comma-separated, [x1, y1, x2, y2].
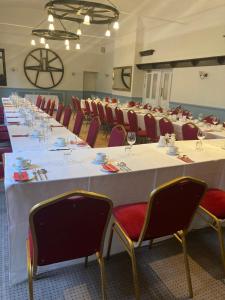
[2, 113, 225, 299]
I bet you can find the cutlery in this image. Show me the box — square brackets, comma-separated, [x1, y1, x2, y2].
[41, 169, 48, 180]
[49, 148, 70, 151]
[33, 171, 38, 181]
[119, 162, 132, 171]
[36, 169, 43, 180]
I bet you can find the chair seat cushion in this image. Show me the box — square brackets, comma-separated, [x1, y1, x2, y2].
[200, 188, 225, 219]
[137, 130, 147, 137]
[113, 202, 147, 241]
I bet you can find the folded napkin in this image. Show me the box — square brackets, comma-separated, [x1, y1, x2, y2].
[178, 155, 194, 163]
[102, 164, 119, 173]
[8, 122, 20, 125]
[13, 171, 30, 181]
[12, 134, 29, 137]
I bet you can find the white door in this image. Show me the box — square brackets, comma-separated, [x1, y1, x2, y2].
[143, 69, 172, 109]
[83, 71, 98, 99]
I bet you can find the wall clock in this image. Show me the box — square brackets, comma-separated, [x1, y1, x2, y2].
[24, 48, 64, 89]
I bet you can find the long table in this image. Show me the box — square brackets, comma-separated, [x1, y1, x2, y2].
[3, 98, 225, 284]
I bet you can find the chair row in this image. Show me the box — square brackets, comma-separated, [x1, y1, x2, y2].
[26, 176, 225, 300]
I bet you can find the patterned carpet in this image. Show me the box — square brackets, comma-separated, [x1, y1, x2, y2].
[1, 191, 225, 300]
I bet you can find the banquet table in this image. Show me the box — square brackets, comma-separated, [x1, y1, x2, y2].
[3, 97, 225, 285]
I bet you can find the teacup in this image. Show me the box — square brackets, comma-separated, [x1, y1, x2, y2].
[55, 137, 66, 147]
[158, 136, 166, 147]
[167, 146, 178, 155]
[95, 152, 107, 163]
[15, 157, 31, 169]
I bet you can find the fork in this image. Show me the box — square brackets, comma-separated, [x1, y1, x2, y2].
[36, 169, 43, 180]
[40, 169, 48, 180]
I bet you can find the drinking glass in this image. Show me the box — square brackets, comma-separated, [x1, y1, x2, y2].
[198, 113, 203, 122]
[197, 130, 206, 151]
[127, 132, 136, 153]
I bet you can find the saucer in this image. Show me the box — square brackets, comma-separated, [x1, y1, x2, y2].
[92, 159, 107, 165]
[13, 163, 31, 170]
[53, 142, 66, 148]
[167, 151, 178, 156]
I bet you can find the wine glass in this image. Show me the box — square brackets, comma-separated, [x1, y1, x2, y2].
[127, 132, 136, 152]
[212, 116, 218, 128]
[197, 130, 206, 151]
[198, 113, 203, 122]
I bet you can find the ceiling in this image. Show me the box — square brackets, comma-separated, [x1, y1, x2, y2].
[1, 0, 225, 50]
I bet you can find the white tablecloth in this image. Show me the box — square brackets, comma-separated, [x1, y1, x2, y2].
[3, 98, 225, 284]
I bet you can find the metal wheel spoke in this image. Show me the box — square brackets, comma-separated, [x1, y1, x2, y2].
[35, 71, 40, 85]
[48, 67, 63, 72]
[48, 56, 58, 64]
[25, 66, 41, 71]
[30, 54, 40, 63]
[50, 72, 55, 85]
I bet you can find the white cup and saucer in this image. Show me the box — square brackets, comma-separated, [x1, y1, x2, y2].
[167, 145, 178, 156]
[93, 152, 108, 165]
[14, 157, 31, 170]
[54, 137, 66, 147]
[31, 129, 41, 138]
[158, 136, 166, 147]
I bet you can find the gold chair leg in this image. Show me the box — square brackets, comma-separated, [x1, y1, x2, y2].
[129, 246, 140, 300]
[26, 240, 34, 300]
[216, 221, 225, 274]
[107, 224, 114, 259]
[181, 234, 193, 298]
[85, 256, 88, 268]
[96, 253, 107, 300]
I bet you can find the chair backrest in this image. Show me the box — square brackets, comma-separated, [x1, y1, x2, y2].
[36, 95, 42, 108]
[127, 110, 138, 132]
[49, 100, 55, 116]
[73, 111, 84, 136]
[105, 106, 115, 126]
[45, 99, 51, 114]
[159, 117, 174, 135]
[137, 177, 207, 245]
[75, 97, 81, 112]
[111, 98, 117, 103]
[29, 190, 113, 266]
[85, 100, 91, 115]
[144, 113, 157, 141]
[182, 122, 198, 140]
[86, 116, 101, 147]
[203, 115, 219, 124]
[71, 96, 77, 111]
[55, 103, 64, 122]
[115, 107, 125, 125]
[108, 125, 127, 147]
[40, 98, 46, 110]
[97, 102, 106, 123]
[91, 101, 98, 117]
[62, 106, 72, 128]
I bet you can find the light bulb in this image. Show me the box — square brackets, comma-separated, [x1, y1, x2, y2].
[113, 21, 119, 30]
[48, 14, 54, 22]
[31, 39, 36, 46]
[40, 37, 45, 44]
[66, 45, 70, 50]
[83, 15, 90, 25]
[77, 28, 82, 36]
[105, 29, 111, 37]
[64, 39, 69, 46]
[76, 43, 80, 50]
[49, 23, 54, 31]
[45, 43, 49, 49]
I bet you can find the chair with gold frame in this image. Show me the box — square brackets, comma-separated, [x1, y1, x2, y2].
[27, 190, 113, 300]
[107, 176, 207, 300]
[198, 188, 225, 273]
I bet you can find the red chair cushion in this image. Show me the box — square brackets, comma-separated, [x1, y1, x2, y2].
[113, 202, 147, 241]
[137, 130, 147, 137]
[200, 188, 225, 219]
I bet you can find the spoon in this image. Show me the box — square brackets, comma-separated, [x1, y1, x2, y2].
[118, 162, 131, 172]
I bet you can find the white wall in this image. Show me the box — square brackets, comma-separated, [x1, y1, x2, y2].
[171, 65, 225, 109]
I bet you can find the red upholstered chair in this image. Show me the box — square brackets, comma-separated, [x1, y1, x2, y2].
[55, 103, 64, 122]
[48, 100, 55, 116]
[35, 96, 42, 108]
[159, 117, 174, 135]
[97, 102, 106, 124]
[91, 101, 98, 117]
[44, 99, 51, 114]
[85, 100, 93, 120]
[40, 98, 46, 111]
[127, 110, 147, 142]
[86, 116, 101, 147]
[62, 105, 72, 128]
[105, 105, 117, 132]
[27, 190, 113, 300]
[72, 111, 84, 136]
[144, 113, 158, 142]
[115, 107, 130, 131]
[199, 188, 225, 273]
[111, 98, 117, 104]
[182, 123, 198, 140]
[108, 125, 127, 147]
[107, 177, 207, 299]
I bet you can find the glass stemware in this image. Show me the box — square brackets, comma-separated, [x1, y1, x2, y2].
[196, 130, 206, 151]
[127, 132, 136, 152]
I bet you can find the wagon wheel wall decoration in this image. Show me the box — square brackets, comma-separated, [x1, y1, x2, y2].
[24, 48, 64, 89]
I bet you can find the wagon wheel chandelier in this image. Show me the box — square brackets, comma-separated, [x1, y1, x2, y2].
[30, 0, 120, 50]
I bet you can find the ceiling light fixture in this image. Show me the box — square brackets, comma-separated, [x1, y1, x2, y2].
[76, 43, 80, 50]
[31, 39, 36, 46]
[64, 39, 69, 46]
[113, 21, 119, 30]
[45, 43, 50, 49]
[77, 28, 82, 36]
[105, 26, 111, 37]
[83, 15, 90, 26]
[49, 23, 55, 31]
[66, 44, 70, 50]
[40, 37, 45, 44]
